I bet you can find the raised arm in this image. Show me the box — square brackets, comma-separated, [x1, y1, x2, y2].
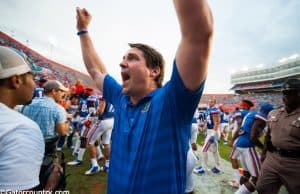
[174, 0, 214, 91]
[76, 7, 107, 91]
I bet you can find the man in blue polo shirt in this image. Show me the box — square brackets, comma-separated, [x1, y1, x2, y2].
[75, 0, 213, 193]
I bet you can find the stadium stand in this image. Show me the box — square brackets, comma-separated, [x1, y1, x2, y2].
[1, 30, 296, 111]
[0, 31, 94, 89]
[229, 54, 300, 109]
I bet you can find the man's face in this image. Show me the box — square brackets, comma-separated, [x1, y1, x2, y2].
[70, 97, 79, 105]
[282, 90, 300, 108]
[19, 72, 36, 105]
[120, 47, 151, 97]
[53, 90, 66, 103]
[208, 99, 216, 107]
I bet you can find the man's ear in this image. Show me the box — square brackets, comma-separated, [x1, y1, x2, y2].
[8, 75, 22, 89]
[150, 67, 160, 78]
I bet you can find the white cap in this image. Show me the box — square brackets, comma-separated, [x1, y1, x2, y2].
[43, 80, 69, 93]
[0, 46, 31, 79]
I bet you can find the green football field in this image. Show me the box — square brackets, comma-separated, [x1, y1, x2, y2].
[64, 147, 108, 194]
[63, 133, 232, 194]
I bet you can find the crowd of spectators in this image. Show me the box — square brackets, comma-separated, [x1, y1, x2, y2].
[0, 31, 93, 89]
[0, 31, 284, 112]
[232, 82, 274, 90]
[200, 92, 283, 112]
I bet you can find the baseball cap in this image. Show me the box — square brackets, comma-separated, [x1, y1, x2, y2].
[0, 46, 31, 79]
[43, 80, 69, 93]
[281, 78, 300, 92]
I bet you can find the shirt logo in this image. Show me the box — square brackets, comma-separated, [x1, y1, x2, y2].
[141, 102, 151, 113]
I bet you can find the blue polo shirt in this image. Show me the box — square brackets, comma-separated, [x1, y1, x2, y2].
[104, 61, 205, 194]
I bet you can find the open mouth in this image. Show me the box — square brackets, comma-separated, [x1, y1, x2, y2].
[121, 71, 130, 82]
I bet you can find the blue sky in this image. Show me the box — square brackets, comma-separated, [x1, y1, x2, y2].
[1, 0, 299, 93]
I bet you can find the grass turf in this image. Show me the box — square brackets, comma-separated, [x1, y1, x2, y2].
[62, 132, 233, 194]
[63, 148, 107, 194]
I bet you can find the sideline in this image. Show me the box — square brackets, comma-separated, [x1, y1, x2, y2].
[192, 146, 288, 194]
[193, 148, 237, 194]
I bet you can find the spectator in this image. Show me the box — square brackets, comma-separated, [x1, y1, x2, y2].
[0, 46, 44, 191]
[21, 80, 69, 190]
[22, 80, 69, 140]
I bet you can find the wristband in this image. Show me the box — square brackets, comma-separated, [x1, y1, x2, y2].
[77, 30, 88, 36]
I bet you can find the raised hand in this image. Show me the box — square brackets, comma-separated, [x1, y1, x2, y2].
[76, 7, 92, 31]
